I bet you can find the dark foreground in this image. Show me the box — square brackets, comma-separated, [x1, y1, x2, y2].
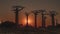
[0, 21, 60, 34]
[0, 28, 59, 34]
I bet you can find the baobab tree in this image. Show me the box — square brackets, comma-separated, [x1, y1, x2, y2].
[12, 6, 24, 26]
[49, 10, 57, 27]
[32, 10, 40, 28]
[25, 12, 30, 26]
[39, 9, 47, 28]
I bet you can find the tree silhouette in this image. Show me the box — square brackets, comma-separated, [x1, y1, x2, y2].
[12, 6, 24, 26]
[32, 10, 40, 28]
[25, 12, 30, 26]
[49, 10, 57, 27]
[39, 9, 47, 28]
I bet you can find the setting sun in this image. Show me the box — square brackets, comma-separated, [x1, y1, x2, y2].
[25, 18, 31, 25]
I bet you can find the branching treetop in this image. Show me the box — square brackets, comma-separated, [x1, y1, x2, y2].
[32, 10, 40, 15]
[12, 6, 24, 12]
[49, 10, 57, 16]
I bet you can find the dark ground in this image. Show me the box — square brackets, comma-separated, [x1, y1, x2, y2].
[0, 28, 59, 34]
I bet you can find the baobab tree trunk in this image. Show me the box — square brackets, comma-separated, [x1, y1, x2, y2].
[43, 16, 46, 28]
[15, 10, 19, 25]
[26, 15, 28, 26]
[35, 14, 37, 28]
[42, 14, 45, 28]
[51, 15, 55, 27]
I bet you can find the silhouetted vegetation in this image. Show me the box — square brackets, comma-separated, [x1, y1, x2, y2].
[0, 20, 60, 34]
[0, 21, 15, 28]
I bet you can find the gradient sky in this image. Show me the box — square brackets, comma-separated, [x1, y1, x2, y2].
[0, 0, 60, 27]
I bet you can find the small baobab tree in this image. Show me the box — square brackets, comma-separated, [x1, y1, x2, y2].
[25, 12, 30, 26]
[39, 9, 47, 28]
[32, 10, 40, 28]
[49, 10, 57, 27]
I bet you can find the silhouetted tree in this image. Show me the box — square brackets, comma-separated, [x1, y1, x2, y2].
[39, 9, 47, 28]
[25, 12, 30, 26]
[32, 10, 40, 28]
[49, 10, 57, 27]
[12, 6, 24, 26]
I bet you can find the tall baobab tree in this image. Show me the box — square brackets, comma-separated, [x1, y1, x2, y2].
[39, 10, 47, 28]
[25, 12, 30, 26]
[49, 10, 57, 27]
[12, 6, 24, 26]
[32, 10, 40, 28]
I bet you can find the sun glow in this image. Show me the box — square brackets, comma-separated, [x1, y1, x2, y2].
[25, 18, 31, 25]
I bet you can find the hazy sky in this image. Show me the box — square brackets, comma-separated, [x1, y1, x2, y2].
[0, 0, 60, 26]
